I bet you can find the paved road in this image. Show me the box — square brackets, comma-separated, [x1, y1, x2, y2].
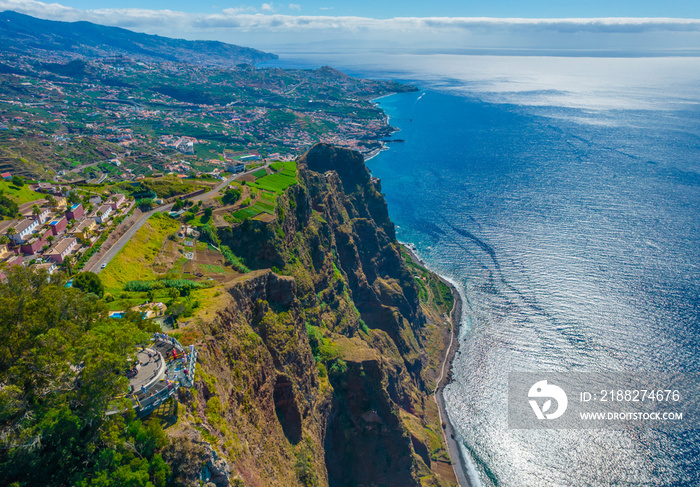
[89, 163, 270, 274]
[90, 203, 174, 274]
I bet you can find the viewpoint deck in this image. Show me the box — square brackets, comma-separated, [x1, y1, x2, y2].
[126, 334, 197, 416]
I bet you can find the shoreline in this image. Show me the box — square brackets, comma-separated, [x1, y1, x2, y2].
[363, 142, 388, 162]
[370, 92, 397, 104]
[402, 244, 473, 487]
[365, 91, 402, 163]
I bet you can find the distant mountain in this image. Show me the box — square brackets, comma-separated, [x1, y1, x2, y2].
[0, 11, 277, 66]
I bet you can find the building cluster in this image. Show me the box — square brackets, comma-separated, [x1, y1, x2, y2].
[0, 186, 130, 272]
[158, 135, 200, 155]
[0, 50, 396, 192]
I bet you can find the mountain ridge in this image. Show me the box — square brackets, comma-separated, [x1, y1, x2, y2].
[0, 10, 277, 66]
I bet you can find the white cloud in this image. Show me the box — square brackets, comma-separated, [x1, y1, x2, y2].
[222, 6, 257, 15]
[289, 3, 301, 11]
[0, 0, 698, 51]
[0, 0, 697, 34]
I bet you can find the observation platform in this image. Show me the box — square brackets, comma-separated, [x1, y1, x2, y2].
[125, 334, 198, 417]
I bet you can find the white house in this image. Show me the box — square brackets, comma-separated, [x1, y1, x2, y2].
[34, 261, 58, 275]
[8, 219, 39, 244]
[22, 206, 51, 224]
[95, 204, 113, 224]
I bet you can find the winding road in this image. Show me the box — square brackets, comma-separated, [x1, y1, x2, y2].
[87, 163, 270, 274]
[88, 203, 173, 274]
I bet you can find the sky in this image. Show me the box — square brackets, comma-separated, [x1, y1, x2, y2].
[11, 0, 700, 19]
[1, 0, 700, 54]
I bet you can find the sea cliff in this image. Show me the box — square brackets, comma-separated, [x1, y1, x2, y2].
[171, 144, 459, 486]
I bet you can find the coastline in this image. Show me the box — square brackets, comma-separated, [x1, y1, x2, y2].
[363, 142, 388, 162]
[370, 92, 397, 104]
[402, 244, 473, 487]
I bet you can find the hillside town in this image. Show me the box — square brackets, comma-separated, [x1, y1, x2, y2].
[0, 176, 130, 275]
[0, 49, 412, 184]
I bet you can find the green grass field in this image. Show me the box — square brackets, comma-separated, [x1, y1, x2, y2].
[184, 213, 213, 227]
[280, 160, 297, 177]
[0, 180, 46, 204]
[252, 173, 297, 194]
[100, 212, 180, 291]
[259, 190, 276, 204]
[224, 162, 297, 222]
[199, 264, 227, 274]
[227, 198, 276, 222]
[146, 176, 204, 198]
[251, 168, 268, 178]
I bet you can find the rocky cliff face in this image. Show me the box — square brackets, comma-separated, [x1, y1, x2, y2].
[175, 144, 456, 487]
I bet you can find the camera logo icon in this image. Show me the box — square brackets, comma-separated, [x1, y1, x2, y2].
[528, 380, 568, 420]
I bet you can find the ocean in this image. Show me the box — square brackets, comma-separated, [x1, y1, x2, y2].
[262, 53, 700, 486]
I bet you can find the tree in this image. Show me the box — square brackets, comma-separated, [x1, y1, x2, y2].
[11, 175, 23, 187]
[67, 191, 81, 205]
[31, 205, 40, 218]
[60, 254, 74, 276]
[202, 207, 213, 222]
[169, 302, 186, 319]
[138, 181, 152, 193]
[137, 199, 154, 211]
[168, 287, 179, 303]
[179, 286, 191, 303]
[222, 187, 242, 205]
[197, 224, 219, 247]
[0, 192, 19, 219]
[45, 194, 57, 208]
[0, 266, 167, 487]
[6, 227, 16, 243]
[71, 271, 104, 297]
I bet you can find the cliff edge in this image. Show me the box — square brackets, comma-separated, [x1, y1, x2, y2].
[171, 144, 458, 487]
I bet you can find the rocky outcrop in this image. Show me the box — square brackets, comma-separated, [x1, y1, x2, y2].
[325, 359, 416, 487]
[182, 144, 456, 487]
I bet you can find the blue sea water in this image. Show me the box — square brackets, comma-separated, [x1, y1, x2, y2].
[265, 53, 700, 486]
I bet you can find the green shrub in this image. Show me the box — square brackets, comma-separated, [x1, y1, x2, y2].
[221, 245, 250, 273]
[124, 279, 205, 292]
[222, 187, 242, 205]
[360, 321, 369, 334]
[329, 359, 348, 378]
